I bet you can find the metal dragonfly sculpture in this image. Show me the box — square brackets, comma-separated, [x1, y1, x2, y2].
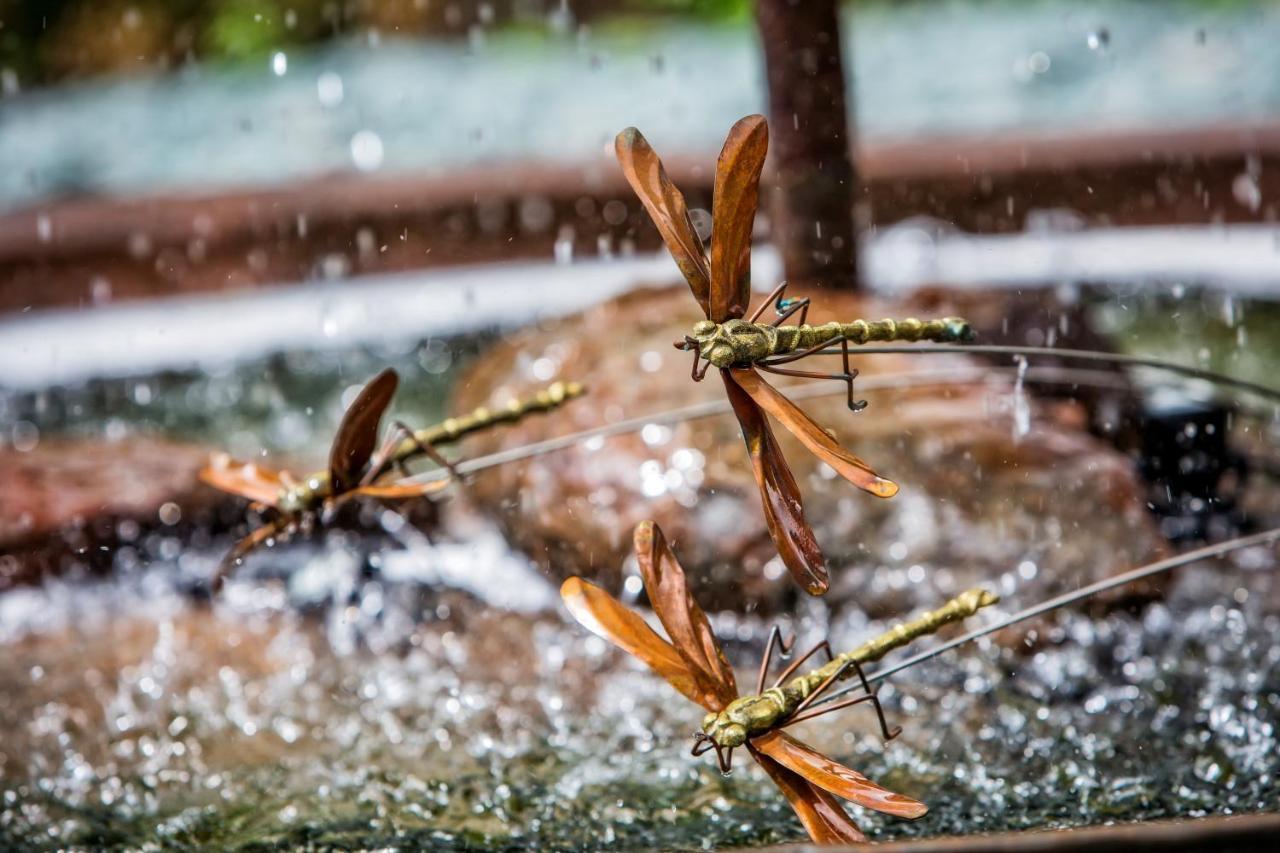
[561, 521, 997, 844]
[615, 115, 974, 595]
[201, 368, 584, 589]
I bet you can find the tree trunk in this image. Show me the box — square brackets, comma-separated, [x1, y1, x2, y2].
[754, 0, 859, 290]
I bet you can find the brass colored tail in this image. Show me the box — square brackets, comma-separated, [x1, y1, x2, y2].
[393, 380, 586, 460]
[790, 588, 998, 698]
[843, 317, 974, 345]
[846, 588, 999, 665]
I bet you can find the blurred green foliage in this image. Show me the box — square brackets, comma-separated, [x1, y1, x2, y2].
[0, 0, 1258, 90]
[202, 0, 297, 60]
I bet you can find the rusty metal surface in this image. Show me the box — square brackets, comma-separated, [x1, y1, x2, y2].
[754, 812, 1280, 853]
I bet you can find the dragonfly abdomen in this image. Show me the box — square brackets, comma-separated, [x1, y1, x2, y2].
[389, 380, 585, 464]
[767, 317, 973, 358]
[781, 588, 999, 701]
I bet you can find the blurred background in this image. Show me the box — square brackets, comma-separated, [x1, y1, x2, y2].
[3, 1, 1280, 849]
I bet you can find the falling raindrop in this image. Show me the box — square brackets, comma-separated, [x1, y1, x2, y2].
[1232, 172, 1262, 212]
[554, 225, 575, 264]
[1086, 29, 1110, 51]
[1012, 355, 1031, 440]
[350, 131, 385, 172]
[271, 52, 288, 77]
[317, 72, 344, 108]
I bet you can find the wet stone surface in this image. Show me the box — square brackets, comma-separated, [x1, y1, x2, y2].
[0, 437, 226, 590]
[452, 286, 1169, 615]
[0, 529, 1276, 849]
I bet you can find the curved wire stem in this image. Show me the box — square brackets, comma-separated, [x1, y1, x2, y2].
[811, 526, 1280, 709]
[394, 355, 1280, 490]
[800, 343, 1280, 405]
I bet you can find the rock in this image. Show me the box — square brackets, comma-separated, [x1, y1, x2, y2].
[451, 285, 1169, 614]
[0, 437, 225, 589]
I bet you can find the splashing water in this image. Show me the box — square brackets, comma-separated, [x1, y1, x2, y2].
[0, 508, 1277, 848]
[1012, 355, 1031, 441]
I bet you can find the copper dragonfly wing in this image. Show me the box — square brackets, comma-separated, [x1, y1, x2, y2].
[633, 521, 737, 709]
[752, 731, 928, 820]
[329, 368, 399, 494]
[729, 367, 899, 499]
[199, 456, 286, 506]
[614, 128, 712, 317]
[709, 114, 768, 323]
[560, 577, 729, 712]
[722, 371, 829, 595]
[345, 480, 451, 500]
[749, 744, 868, 844]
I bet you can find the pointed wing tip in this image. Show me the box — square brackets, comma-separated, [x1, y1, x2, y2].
[870, 478, 900, 499]
[802, 576, 830, 597]
[615, 126, 645, 153]
[560, 576, 589, 602]
[633, 519, 656, 550]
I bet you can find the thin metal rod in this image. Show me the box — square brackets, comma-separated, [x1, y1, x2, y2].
[812, 526, 1280, 707]
[802, 343, 1280, 404]
[396, 356, 1276, 489]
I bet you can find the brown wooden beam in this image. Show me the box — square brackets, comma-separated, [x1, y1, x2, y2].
[2, 121, 1278, 316]
[755, 0, 860, 290]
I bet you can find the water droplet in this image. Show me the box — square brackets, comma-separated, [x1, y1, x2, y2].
[350, 130, 385, 172]
[1232, 172, 1262, 211]
[554, 225, 575, 264]
[11, 420, 39, 452]
[317, 71, 344, 108]
[158, 502, 181, 526]
[1012, 356, 1031, 439]
[271, 52, 288, 76]
[1086, 29, 1109, 51]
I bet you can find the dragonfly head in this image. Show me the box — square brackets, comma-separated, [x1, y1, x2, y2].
[700, 710, 747, 748]
[681, 319, 774, 369]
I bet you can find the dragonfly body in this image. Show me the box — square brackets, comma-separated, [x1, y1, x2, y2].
[690, 317, 975, 369]
[617, 114, 976, 593]
[702, 588, 998, 748]
[561, 521, 998, 844]
[202, 374, 585, 584]
[275, 380, 584, 513]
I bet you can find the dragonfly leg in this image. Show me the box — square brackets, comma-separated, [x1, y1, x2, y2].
[691, 733, 735, 774]
[759, 340, 867, 412]
[691, 347, 711, 382]
[361, 420, 460, 489]
[211, 516, 288, 594]
[759, 334, 841, 367]
[756, 625, 797, 694]
[389, 419, 461, 481]
[747, 281, 789, 323]
[746, 281, 812, 327]
[771, 296, 810, 328]
[771, 640, 834, 689]
[788, 658, 901, 741]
